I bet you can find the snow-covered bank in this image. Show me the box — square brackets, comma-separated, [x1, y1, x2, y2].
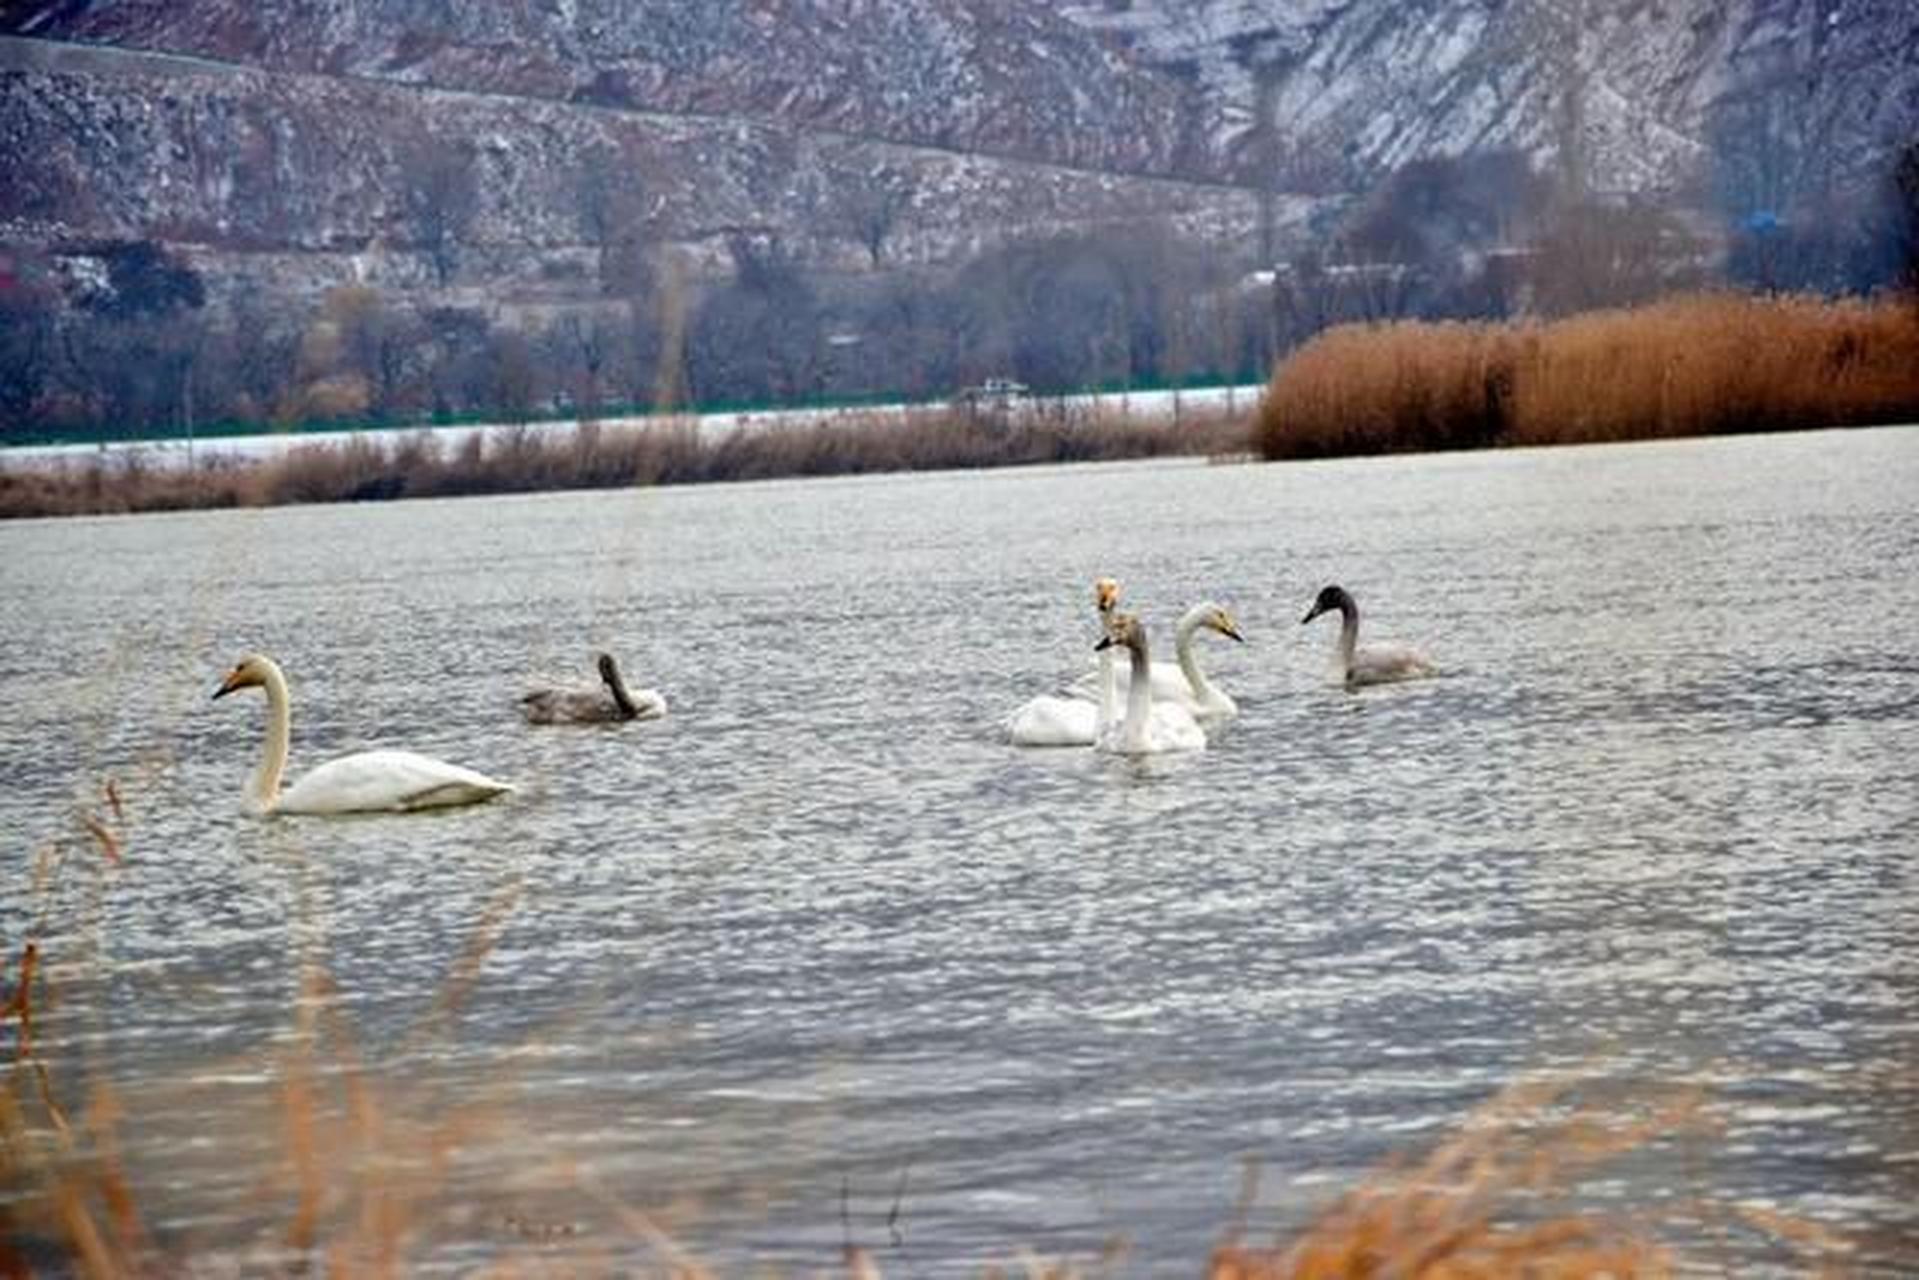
[2, 384, 1264, 472]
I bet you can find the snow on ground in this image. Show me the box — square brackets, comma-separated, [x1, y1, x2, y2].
[1, 384, 1265, 472]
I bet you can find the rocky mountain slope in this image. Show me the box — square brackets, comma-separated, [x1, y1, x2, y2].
[1, 0, 1914, 312]
[0, 35, 1259, 297]
[3, 1, 1206, 177]
[1061, 0, 1919, 202]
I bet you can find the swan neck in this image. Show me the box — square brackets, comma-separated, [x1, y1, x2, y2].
[603, 664, 639, 719]
[1123, 641, 1153, 749]
[254, 663, 291, 810]
[1336, 599, 1359, 675]
[1095, 646, 1117, 735]
[1174, 607, 1216, 702]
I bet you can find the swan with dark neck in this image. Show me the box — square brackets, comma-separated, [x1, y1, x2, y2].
[1300, 585, 1435, 688]
[521, 652, 667, 725]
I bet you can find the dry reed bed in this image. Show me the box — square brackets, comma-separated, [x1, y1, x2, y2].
[0, 405, 1247, 520]
[1255, 293, 1919, 459]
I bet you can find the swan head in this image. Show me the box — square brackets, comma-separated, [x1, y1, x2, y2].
[1093, 612, 1147, 656]
[595, 652, 622, 684]
[1196, 603, 1245, 643]
[212, 653, 277, 700]
[1093, 577, 1121, 615]
[1301, 585, 1353, 626]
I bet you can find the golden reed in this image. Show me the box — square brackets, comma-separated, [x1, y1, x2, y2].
[1255, 292, 1919, 460]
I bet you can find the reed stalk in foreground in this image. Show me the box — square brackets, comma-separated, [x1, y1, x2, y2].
[0, 403, 1249, 521]
[3, 944, 1859, 1275]
[0, 782, 1867, 1276]
[1255, 292, 1919, 460]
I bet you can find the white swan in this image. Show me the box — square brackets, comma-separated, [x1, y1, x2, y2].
[1004, 578, 1121, 747]
[1095, 614, 1206, 755]
[1005, 618, 1208, 747]
[213, 654, 512, 815]
[1072, 600, 1244, 720]
[1003, 579, 1212, 748]
[1300, 585, 1436, 688]
[521, 652, 667, 725]
[1002, 687, 1102, 747]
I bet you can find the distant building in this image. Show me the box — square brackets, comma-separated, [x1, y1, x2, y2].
[953, 377, 1030, 415]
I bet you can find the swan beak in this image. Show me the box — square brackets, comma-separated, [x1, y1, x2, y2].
[1221, 621, 1246, 643]
[212, 670, 244, 700]
[1094, 635, 1117, 652]
[1300, 604, 1326, 625]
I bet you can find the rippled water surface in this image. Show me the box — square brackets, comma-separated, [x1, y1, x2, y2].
[4, 428, 1917, 1271]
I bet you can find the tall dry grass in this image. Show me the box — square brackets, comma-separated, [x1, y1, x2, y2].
[6, 969, 1852, 1280]
[1, 779, 1866, 1275]
[0, 807, 702, 1276]
[1210, 1079, 1745, 1280]
[0, 404, 1248, 521]
[1255, 293, 1919, 460]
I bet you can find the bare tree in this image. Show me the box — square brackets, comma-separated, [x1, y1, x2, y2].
[689, 235, 827, 404]
[1528, 200, 1702, 315]
[1270, 250, 1332, 350]
[0, 265, 57, 435]
[835, 162, 917, 268]
[403, 142, 478, 287]
[53, 240, 210, 436]
[578, 145, 654, 296]
[488, 329, 541, 423]
[856, 277, 970, 399]
[221, 295, 300, 423]
[63, 312, 210, 437]
[326, 286, 424, 420]
[419, 306, 494, 417]
[647, 252, 689, 413]
[1898, 141, 1919, 301]
[546, 311, 619, 419]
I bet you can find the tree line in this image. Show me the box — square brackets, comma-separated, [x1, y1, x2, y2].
[3, 143, 1914, 445]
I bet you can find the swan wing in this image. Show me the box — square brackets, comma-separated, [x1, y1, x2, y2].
[523, 685, 666, 723]
[1148, 702, 1208, 753]
[1350, 642, 1437, 686]
[277, 749, 512, 814]
[1096, 701, 1207, 755]
[1005, 693, 1098, 747]
[521, 687, 613, 724]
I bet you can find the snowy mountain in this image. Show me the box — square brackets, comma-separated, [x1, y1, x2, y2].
[1061, 0, 1919, 203]
[1, 0, 1913, 303]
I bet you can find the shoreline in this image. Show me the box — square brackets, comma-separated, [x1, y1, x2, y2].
[0, 400, 1254, 520]
[5, 403, 1916, 523]
[10, 289, 1919, 520]
[0, 383, 1266, 470]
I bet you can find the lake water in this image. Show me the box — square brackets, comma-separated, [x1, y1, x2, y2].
[2, 427, 1916, 1272]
